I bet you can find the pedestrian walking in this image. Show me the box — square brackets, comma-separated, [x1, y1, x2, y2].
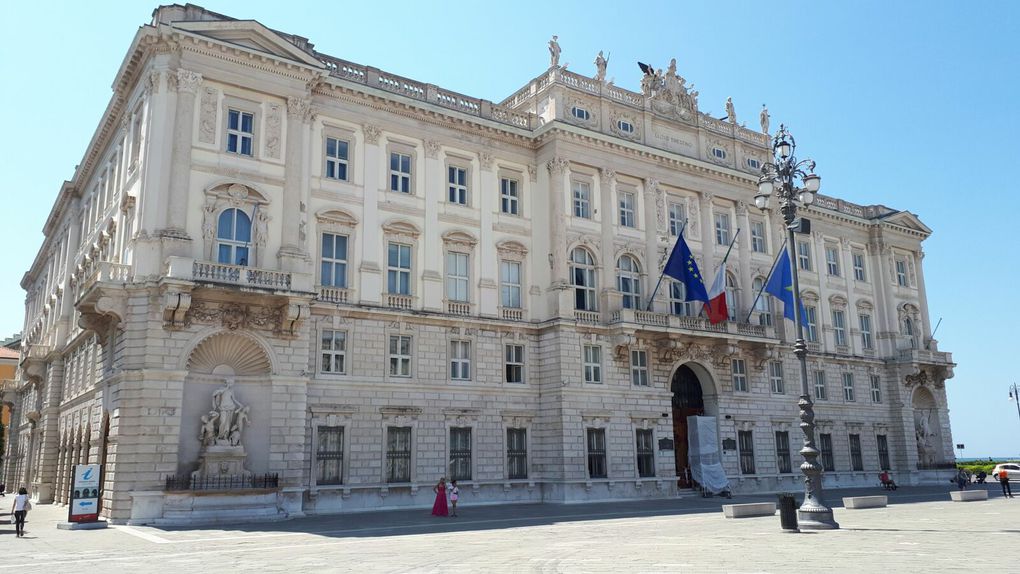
[448, 479, 460, 517]
[1000, 471, 1014, 498]
[11, 487, 31, 538]
[431, 477, 449, 517]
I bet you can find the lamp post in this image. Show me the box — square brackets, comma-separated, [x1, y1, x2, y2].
[755, 125, 838, 530]
[1010, 382, 1020, 427]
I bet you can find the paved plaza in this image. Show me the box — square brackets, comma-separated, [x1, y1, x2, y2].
[1, 484, 1017, 573]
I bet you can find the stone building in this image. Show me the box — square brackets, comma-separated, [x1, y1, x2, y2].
[3, 4, 955, 524]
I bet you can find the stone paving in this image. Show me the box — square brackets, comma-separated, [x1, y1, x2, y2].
[1, 484, 1017, 573]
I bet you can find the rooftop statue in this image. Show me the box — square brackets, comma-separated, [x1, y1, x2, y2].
[594, 51, 608, 82]
[549, 35, 561, 67]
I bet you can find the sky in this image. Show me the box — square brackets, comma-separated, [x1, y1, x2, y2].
[1, 1, 1018, 456]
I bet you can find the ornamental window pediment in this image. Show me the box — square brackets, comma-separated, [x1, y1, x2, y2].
[828, 295, 848, 309]
[315, 208, 358, 233]
[381, 219, 421, 242]
[441, 229, 477, 249]
[496, 240, 528, 261]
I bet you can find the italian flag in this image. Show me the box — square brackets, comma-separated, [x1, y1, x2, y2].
[704, 261, 728, 324]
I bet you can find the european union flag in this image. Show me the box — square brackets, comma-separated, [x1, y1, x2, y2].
[663, 235, 709, 303]
[765, 246, 809, 327]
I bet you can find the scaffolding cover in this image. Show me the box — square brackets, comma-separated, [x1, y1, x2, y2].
[687, 415, 731, 494]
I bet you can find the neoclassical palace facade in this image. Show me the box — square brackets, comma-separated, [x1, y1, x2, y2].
[3, 4, 955, 524]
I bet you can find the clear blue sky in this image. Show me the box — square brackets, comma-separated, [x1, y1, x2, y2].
[2, 1, 1018, 457]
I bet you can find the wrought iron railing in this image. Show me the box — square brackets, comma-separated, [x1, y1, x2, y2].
[164, 473, 279, 491]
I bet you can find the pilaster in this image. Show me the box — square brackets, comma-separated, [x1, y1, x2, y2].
[159, 68, 201, 252]
[358, 124, 383, 304]
[642, 178, 660, 312]
[278, 96, 312, 271]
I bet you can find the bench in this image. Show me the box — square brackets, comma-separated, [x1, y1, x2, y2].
[842, 495, 888, 509]
[949, 490, 988, 502]
[722, 502, 776, 518]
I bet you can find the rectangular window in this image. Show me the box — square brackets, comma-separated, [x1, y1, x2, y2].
[320, 233, 348, 288]
[316, 426, 344, 485]
[449, 428, 472, 480]
[825, 245, 841, 276]
[586, 428, 607, 478]
[450, 340, 471, 380]
[572, 181, 591, 219]
[805, 306, 818, 343]
[448, 165, 468, 205]
[842, 372, 856, 402]
[387, 242, 412, 295]
[859, 314, 873, 349]
[819, 433, 835, 471]
[775, 431, 792, 474]
[769, 360, 785, 394]
[324, 136, 350, 181]
[732, 359, 748, 392]
[500, 260, 522, 309]
[833, 310, 847, 346]
[797, 241, 812, 271]
[849, 433, 864, 471]
[870, 375, 882, 403]
[852, 251, 866, 281]
[714, 213, 731, 246]
[877, 434, 891, 470]
[668, 202, 686, 237]
[385, 426, 412, 483]
[669, 281, 696, 316]
[500, 177, 519, 215]
[505, 344, 524, 384]
[895, 259, 908, 286]
[226, 109, 254, 156]
[630, 350, 649, 386]
[750, 221, 766, 253]
[507, 428, 528, 479]
[388, 335, 412, 377]
[636, 429, 655, 478]
[619, 191, 636, 228]
[814, 370, 827, 400]
[583, 344, 602, 384]
[738, 430, 755, 475]
[389, 151, 412, 193]
[320, 329, 347, 374]
[446, 252, 469, 302]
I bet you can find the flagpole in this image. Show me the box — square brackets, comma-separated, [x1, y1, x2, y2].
[645, 221, 687, 311]
[702, 228, 740, 320]
[744, 239, 788, 324]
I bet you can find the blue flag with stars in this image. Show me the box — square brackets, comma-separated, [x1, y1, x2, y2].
[663, 234, 709, 302]
[765, 246, 809, 327]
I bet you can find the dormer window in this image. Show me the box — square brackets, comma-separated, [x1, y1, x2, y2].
[571, 106, 590, 121]
[617, 120, 634, 134]
[712, 147, 727, 160]
[746, 158, 760, 170]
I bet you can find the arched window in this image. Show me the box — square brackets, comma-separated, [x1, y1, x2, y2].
[570, 248, 597, 311]
[904, 317, 916, 349]
[217, 208, 251, 265]
[725, 273, 738, 322]
[617, 255, 642, 310]
[752, 277, 772, 326]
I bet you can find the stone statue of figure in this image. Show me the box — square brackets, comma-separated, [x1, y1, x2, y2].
[548, 35, 561, 67]
[594, 51, 608, 82]
[760, 104, 770, 134]
[915, 414, 935, 464]
[199, 411, 219, 446]
[228, 406, 251, 447]
[212, 378, 243, 442]
[726, 97, 736, 124]
[640, 67, 656, 96]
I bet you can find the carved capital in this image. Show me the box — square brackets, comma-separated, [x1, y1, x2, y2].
[479, 152, 494, 171]
[363, 124, 382, 145]
[173, 69, 202, 94]
[286, 96, 311, 121]
[600, 168, 617, 184]
[644, 178, 659, 195]
[701, 192, 715, 204]
[547, 157, 570, 175]
[527, 164, 538, 182]
[424, 139, 441, 159]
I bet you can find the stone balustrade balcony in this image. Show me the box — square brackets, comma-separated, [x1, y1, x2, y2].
[607, 307, 775, 342]
[164, 257, 313, 294]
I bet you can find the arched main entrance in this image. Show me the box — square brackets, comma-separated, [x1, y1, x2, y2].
[671, 364, 708, 488]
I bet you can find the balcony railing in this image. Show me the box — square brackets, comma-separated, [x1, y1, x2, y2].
[897, 348, 953, 365]
[574, 310, 601, 324]
[386, 293, 414, 310]
[501, 307, 524, 321]
[164, 257, 313, 293]
[609, 308, 772, 339]
[317, 286, 350, 304]
[76, 261, 131, 300]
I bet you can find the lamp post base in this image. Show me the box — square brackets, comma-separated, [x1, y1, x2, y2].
[797, 508, 840, 530]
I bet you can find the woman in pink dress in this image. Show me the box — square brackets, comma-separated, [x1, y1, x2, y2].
[431, 477, 449, 517]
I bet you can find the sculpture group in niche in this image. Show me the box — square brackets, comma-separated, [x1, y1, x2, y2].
[641, 58, 698, 121]
[199, 379, 252, 448]
[914, 412, 936, 465]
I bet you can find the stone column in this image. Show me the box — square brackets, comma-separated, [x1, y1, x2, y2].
[359, 125, 383, 304]
[421, 140, 443, 312]
[642, 178, 661, 312]
[547, 158, 572, 317]
[160, 68, 201, 246]
[278, 97, 311, 271]
[477, 152, 498, 316]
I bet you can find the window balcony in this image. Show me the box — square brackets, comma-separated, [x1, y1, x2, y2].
[385, 293, 415, 310]
[446, 301, 471, 316]
[317, 286, 351, 304]
[500, 307, 524, 321]
[573, 310, 601, 324]
[164, 257, 313, 293]
[608, 307, 776, 341]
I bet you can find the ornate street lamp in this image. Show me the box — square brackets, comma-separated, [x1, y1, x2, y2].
[755, 125, 838, 530]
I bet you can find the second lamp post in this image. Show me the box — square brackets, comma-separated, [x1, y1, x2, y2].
[755, 124, 839, 530]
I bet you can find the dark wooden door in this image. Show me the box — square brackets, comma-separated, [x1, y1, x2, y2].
[671, 365, 704, 488]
